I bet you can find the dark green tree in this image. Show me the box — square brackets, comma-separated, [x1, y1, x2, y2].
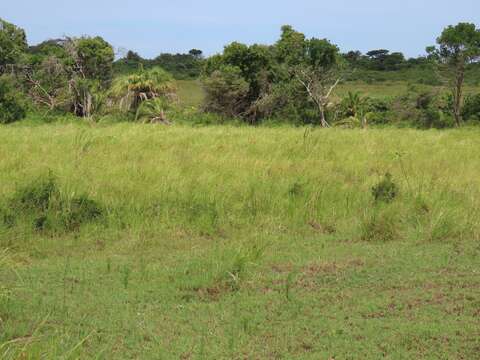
[293, 37, 343, 127]
[431, 23, 480, 126]
[189, 49, 203, 59]
[126, 50, 143, 62]
[0, 75, 26, 123]
[275, 25, 307, 66]
[72, 36, 115, 84]
[0, 18, 27, 72]
[203, 65, 249, 118]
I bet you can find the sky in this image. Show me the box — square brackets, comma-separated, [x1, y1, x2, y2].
[1, 0, 479, 59]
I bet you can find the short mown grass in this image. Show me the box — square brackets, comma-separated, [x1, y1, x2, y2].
[0, 122, 480, 358]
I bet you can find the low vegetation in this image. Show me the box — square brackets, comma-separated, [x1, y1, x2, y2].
[1, 124, 480, 358]
[1, 15, 480, 359]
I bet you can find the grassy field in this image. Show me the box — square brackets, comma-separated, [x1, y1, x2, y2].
[0, 122, 480, 359]
[174, 79, 479, 109]
[176, 80, 206, 108]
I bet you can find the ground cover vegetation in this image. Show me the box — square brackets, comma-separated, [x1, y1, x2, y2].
[1, 17, 480, 359]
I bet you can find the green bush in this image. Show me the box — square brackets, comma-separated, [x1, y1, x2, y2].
[62, 195, 103, 231]
[371, 173, 398, 203]
[110, 67, 177, 114]
[0, 18, 27, 69]
[7, 173, 103, 233]
[0, 76, 26, 124]
[361, 207, 400, 242]
[11, 173, 59, 212]
[463, 93, 480, 121]
[202, 65, 250, 118]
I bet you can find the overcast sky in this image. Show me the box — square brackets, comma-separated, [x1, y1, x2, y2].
[1, 0, 478, 58]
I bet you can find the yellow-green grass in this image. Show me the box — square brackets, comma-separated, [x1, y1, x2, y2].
[337, 81, 480, 99]
[1, 122, 480, 358]
[176, 79, 480, 107]
[176, 79, 205, 108]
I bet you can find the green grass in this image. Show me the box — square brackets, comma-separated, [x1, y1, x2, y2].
[176, 79, 205, 108]
[1, 122, 480, 358]
[176, 79, 479, 106]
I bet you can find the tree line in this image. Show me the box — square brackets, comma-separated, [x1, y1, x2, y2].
[1, 18, 480, 128]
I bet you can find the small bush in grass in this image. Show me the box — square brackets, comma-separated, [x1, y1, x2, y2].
[361, 207, 400, 242]
[0, 206, 15, 228]
[11, 173, 59, 212]
[62, 195, 103, 231]
[371, 173, 398, 203]
[8, 174, 103, 233]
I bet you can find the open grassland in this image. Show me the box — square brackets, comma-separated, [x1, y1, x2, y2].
[1, 123, 480, 359]
[176, 80, 206, 108]
[175, 79, 480, 108]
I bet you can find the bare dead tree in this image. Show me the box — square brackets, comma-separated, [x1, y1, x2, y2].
[293, 65, 342, 128]
[24, 57, 70, 111]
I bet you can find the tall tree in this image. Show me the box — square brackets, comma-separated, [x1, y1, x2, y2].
[293, 37, 343, 127]
[433, 23, 480, 126]
[0, 18, 27, 72]
[70, 36, 115, 84]
[275, 25, 307, 66]
[189, 49, 203, 59]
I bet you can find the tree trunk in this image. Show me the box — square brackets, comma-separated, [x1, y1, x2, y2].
[453, 61, 465, 127]
[319, 106, 329, 128]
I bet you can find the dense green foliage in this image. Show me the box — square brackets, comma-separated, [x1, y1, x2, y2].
[203, 26, 344, 125]
[0, 76, 26, 123]
[109, 67, 177, 121]
[114, 49, 204, 79]
[200, 24, 480, 127]
[75, 36, 115, 84]
[0, 18, 27, 71]
[0, 18, 479, 127]
[427, 23, 480, 126]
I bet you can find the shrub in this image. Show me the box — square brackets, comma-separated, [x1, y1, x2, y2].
[463, 93, 480, 121]
[419, 107, 454, 129]
[0, 76, 26, 124]
[11, 173, 59, 212]
[62, 195, 103, 231]
[8, 174, 103, 233]
[202, 65, 250, 118]
[361, 207, 400, 242]
[416, 92, 434, 110]
[110, 67, 177, 113]
[371, 173, 398, 203]
[135, 98, 172, 124]
[69, 78, 107, 117]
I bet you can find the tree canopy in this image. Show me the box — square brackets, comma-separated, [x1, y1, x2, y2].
[0, 18, 27, 71]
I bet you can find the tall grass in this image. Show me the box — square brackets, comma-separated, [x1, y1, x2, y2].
[2, 123, 479, 245]
[1, 122, 480, 357]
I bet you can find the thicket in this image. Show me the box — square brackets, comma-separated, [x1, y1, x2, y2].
[200, 24, 480, 128]
[113, 49, 204, 79]
[1, 17, 480, 128]
[1, 173, 103, 233]
[0, 75, 26, 123]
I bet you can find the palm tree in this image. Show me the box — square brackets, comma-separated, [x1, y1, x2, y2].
[341, 91, 369, 128]
[110, 67, 177, 112]
[135, 98, 172, 124]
